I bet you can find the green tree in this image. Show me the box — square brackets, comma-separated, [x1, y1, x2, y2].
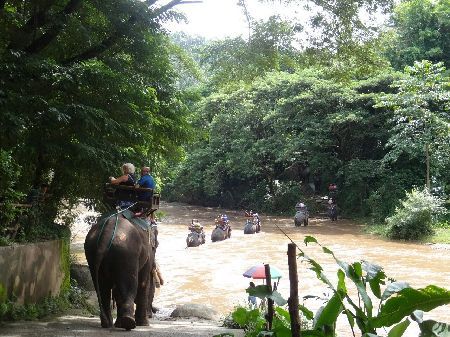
[383, 0, 450, 70]
[200, 16, 300, 89]
[0, 0, 192, 236]
[377, 60, 450, 190]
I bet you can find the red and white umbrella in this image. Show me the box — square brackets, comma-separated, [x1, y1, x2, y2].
[243, 264, 282, 280]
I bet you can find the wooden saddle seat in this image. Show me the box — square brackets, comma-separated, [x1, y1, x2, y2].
[103, 183, 160, 215]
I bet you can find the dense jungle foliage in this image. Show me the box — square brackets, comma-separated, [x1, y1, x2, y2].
[0, 0, 191, 242]
[0, 0, 449, 242]
[164, 0, 450, 228]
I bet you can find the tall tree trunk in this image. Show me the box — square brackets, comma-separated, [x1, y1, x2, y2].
[425, 143, 430, 189]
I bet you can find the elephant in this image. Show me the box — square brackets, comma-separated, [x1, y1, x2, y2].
[328, 204, 338, 221]
[186, 230, 205, 247]
[294, 209, 309, 227]
[211, 225, 231, 242]
[84, 210, 156, 330]
[243, 219, 261, 234]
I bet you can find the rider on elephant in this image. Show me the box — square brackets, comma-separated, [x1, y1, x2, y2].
[216, 214, 230, 231]
[109, 163, 136, 209]
[295, 201, 308, 213]
[136, 166, 156, 221]
[189, 219, 204, 233]
[188, 219, 205, 243]
[136, 167, 155, 198]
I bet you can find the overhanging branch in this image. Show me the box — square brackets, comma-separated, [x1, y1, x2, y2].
[63, 0, 201, 65]
[23, 0, 82, 54]
[152, 0, 202, 17]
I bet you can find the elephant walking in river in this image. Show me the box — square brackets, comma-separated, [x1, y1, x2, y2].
[211, 225, 231, 242]
[186, 231, 205, 247]
[294, 210, 309, 227]
[243, 219, 261, 234]
[84, 212, 156, 330]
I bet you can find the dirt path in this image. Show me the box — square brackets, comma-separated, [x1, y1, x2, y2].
[0, 316, 243, 337]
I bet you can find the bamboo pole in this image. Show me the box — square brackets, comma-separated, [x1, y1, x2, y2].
[288, 243, 301, 337]
[264, 263, 274, 330]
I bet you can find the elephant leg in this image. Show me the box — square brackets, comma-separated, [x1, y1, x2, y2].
[86, 258, 113, 328]
[98, 274, 113, 328]
[113, 263, 138, 331]
[136, 261, 151, 325]
[147, 262, 156, 318]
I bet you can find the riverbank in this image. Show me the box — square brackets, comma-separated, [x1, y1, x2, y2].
[363, 222, 450, 245]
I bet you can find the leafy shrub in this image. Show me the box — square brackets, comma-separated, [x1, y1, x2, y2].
[386, 187, 446, 240]
[0, 150, 24, 235]
[0, 281, 96, 322]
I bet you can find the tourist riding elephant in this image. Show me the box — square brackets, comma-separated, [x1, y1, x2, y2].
[84, 211, 156, 330]
[186, 231, 205, 247]
[328, 204, 338, 221]
[211, 225, 231, 242]
[243, 219, 261, 234]
[294, 209, 309, 227]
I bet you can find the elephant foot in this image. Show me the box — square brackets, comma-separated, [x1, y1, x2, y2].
[101, 321, 113, 329]
[100, 316, 113, 329]
[114, 316, 136, 330]
[136, 317, 149, 326]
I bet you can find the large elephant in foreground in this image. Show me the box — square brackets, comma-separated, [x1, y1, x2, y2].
[84, 211, 156, 330]
[211, 225, 231, 242]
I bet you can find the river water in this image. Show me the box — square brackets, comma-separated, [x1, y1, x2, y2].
[71, 201, 449, 336]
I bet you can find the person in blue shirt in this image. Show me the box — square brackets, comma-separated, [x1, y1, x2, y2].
[137, 166, 155, 201]
[136, 166, 157, 221]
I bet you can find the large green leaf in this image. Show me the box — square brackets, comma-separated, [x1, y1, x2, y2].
[363, 261, 386, 299]
[381, 282, 411, 301]
[304, 236, 318, 245]
[299, 304, 314, 320]
[387, 319, 410, 337]
[231, 307, 250, 326]
[272, 314, 292, 337]
[274, 306, 291, 323]
[313, 293, 342, 328]
[268, 290, 288, 306]
[373, 285, 450, 328]
[248, 285, 271, 298]
[248, 285, 287, 306]
[337, 269, 348, 296]
[301, 330, 327, 337]
[419, 320, 450, 337]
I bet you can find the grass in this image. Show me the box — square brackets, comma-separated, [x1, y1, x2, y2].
[423, 226, 450, 244]
[363, 221, 450, 244]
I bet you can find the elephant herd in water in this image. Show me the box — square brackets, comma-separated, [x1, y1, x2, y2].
[84, 188, 337, 331]
[186, 211, 262, 247]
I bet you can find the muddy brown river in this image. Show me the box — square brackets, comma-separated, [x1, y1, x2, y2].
[72, 201, 449, 336]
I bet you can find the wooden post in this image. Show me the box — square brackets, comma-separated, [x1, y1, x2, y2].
[264, 263, 274, 331]
[288, 243, 301, 337]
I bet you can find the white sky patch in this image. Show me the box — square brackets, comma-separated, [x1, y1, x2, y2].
[163, 0, 305, 40]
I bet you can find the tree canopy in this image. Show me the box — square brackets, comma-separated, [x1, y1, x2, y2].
[0, 0, 192, 234]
